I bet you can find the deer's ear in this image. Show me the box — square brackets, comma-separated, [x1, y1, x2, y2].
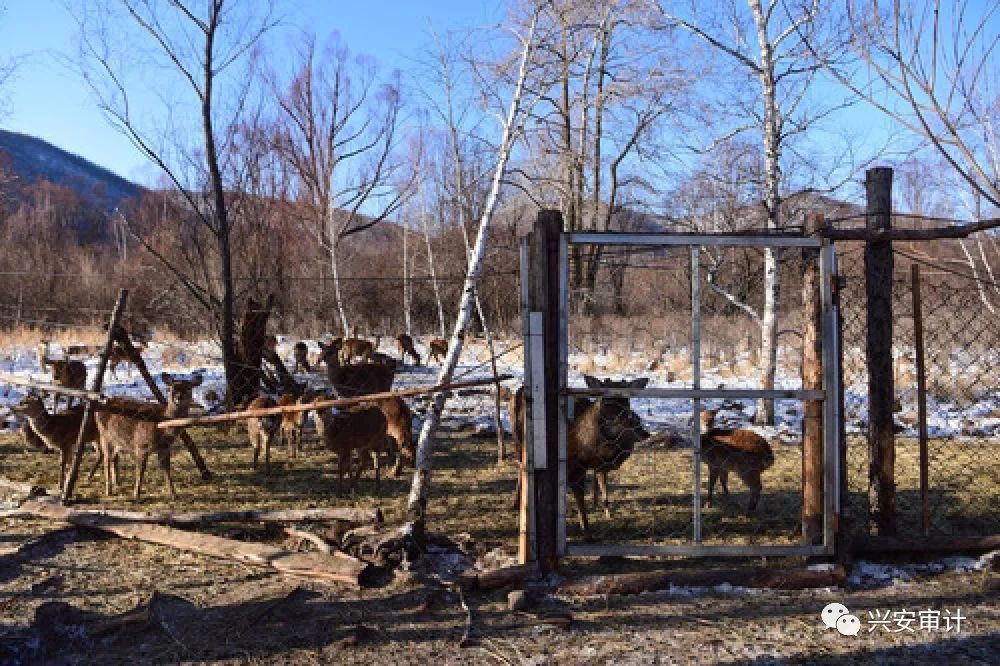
[583, 375, 601, 389]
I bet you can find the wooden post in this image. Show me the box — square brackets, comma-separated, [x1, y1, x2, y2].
[527, 210, 562, 572]
[865, 167, 896, 536]
[911, 264, 930, 535]
[801, 213, 824, 544]
[112, 327, 213, 480]
[62, 289, 128, 503]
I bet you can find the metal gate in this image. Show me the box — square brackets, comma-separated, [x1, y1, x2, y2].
[519, 226, 841, 561]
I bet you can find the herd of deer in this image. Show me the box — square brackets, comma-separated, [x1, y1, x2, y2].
[13, 333, 775, 538]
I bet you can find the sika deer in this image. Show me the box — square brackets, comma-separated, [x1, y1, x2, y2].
[279, 388, 315, 459]
[427, 338, 448, 364]
[45, 359, 88, 411]
[508, 376, 650, 538]
[699, 409, 775, 514]
[94, 373, 202, 499]
[315, 406, 388, 494]
[376, 396, 414, 477]
[395, 333, 421, 366]
[246, 395, 280, 473]
[13, 395, 102, 488]
[292, 341, 311, 374]
[318, 341, 395, 398]
[339, 337, 375, 365]
[35, 340, 50, 372]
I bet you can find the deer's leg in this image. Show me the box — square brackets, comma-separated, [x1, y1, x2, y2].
[103, 446, 113, 496]
[706, 466, 718, 508]
[745, 472, 762, 515]
[134, 451, 149, 500]
[58, 449, 67, 490]
[157, 446, 176, 499]
[252, 432, 260, 470]
[372, 449, 381, 493]
[264, 432, 272, 476]
[720, 469, 731, 497]
[87, 443, 102, 482]
[568, 467, 590, 539]
[597, 471, 611, 519]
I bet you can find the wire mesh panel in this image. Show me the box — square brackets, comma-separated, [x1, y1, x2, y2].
[557, 234, 834, 556]
[837, 229, 1000, 538]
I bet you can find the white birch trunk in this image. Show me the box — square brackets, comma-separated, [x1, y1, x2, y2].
[329, 243, 350, 337]
[406, 12, 538, 520]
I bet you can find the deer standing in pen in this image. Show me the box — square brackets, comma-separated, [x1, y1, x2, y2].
[315, 405, 388, 495]
[245, 394, 280, 473]
[427, 338, 448, 364]
[339, 337, 376, 365]
[292, 341, 311, 374]
[95, 373, 202, 499]
[45, 359, 87, 411]
[509, 375, 651, 539]
[279, 388, 315, 459]
[395, 333, 421, 366]
[317, 340, 395, 398]
[699, 408, 775, 514]
[13, 395, 103, 488]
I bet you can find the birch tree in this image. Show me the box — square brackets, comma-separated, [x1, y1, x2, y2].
[662, 0, 845, 423]
[406, 5, 548, 523]
[273, 34, 414, 336]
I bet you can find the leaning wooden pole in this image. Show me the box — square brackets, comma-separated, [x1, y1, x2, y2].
[864, 167, 896, 536]
[112, 327, 212, 480]
[801, 213, 824, 544]
[62, 289, 128, 503]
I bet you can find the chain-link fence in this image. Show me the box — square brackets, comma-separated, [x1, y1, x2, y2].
[838, 230, 1000, 538]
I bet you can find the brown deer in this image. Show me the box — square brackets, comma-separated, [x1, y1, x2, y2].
[35, 340, 50, 372]
[699, 409, 775, 514]
[45, 359, 88, 411]
[94, 373, 202, 499]
[509, 376, 650, 538]
[395, 333, 421, 366]
[339, 337, 376, 365]
[108, 341, 145, 379]
[12, 395, 103, 488]
[427, 338, 448, 364]
[279, 388, 315, 459]
[292, 341, 311, 374]
[246, 394, 280, 473]
[315, 406, 388, 494]
[375, 396, 414, 477]
[317, 341, 395, 398]
[19, 419, 48, 452]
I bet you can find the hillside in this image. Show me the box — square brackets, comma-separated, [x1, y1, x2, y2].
[0, 129, 142, 211]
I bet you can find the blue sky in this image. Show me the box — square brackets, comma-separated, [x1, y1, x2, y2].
[0, 0, 501, 184]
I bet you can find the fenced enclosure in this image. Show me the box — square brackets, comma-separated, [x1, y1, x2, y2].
[518, 216, 840, 563]
[838, 233, 1000, 540]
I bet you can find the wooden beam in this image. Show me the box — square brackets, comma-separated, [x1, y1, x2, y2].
[822, 216, 1000, 241]
[15, 500, 380, 527]
[156, 374, 514, 429]
[0, 374, 106, 401]
[864, 167, 897, 536]
[559, 565, 847, 596]
[19, 499, 373, 586]
[801, 213, 824, 544]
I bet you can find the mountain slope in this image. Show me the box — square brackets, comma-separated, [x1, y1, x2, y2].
[0, 129, 142, 210]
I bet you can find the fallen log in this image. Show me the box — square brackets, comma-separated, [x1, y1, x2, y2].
[14, 501, 381, 528]
[0, 477, 48, 499]
[19, 499, 374, 587]
[454, 564, 538, 591]
[853, 535, 1000, 555]
[283, 527, 334, 554]
[559, 565, 846, 596]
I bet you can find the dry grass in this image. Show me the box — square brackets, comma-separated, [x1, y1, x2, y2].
[0, 326, 106, 351]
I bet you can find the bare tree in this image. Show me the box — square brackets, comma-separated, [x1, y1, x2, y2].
[406, 3, 549, 524]
[662, 0, 849, 423]
[272, 34, 414, 336]
[73, 0, 275, 404]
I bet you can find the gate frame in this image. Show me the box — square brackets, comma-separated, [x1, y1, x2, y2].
[520, 225, 841, 562]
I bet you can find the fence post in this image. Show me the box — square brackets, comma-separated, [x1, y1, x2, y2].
[801, 213, 824, 544]
[865, 167, 896, 536]
[526, 209, 562, 572]
[62, 288, 128, 503]
[911, 263, 930, 535]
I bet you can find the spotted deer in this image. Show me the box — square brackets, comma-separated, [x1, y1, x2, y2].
[339, 337, 376, 365]
[375, 396, 414, 477]
[292, 341, 311, 374]
[12, 395, 103, 488]
[315, 406, 388, 494]
[317, 341, 395, 398]
[246, 394, 280, 473]
[45, 359, 88, 411]
[279, 388, 315, 459]
[94, 373, 202, 499]
[699, 409, 775, 514]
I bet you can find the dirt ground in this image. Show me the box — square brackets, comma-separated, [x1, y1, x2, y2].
[1, 428, 998, 664]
